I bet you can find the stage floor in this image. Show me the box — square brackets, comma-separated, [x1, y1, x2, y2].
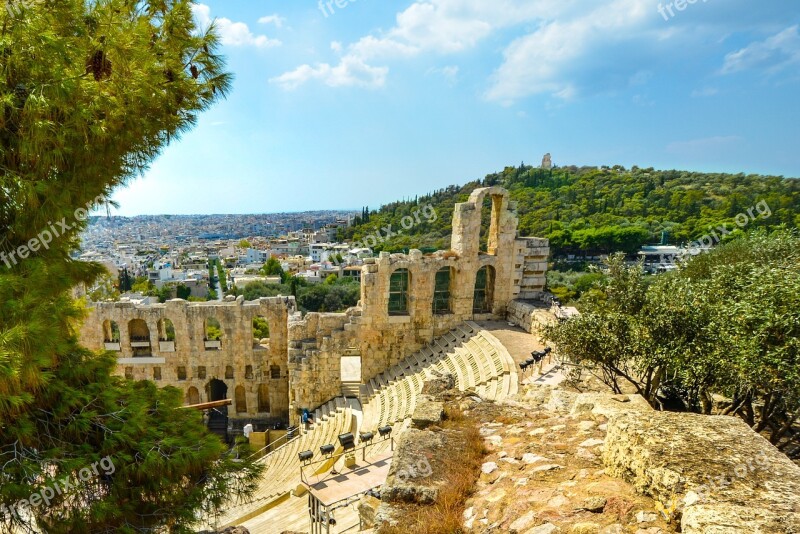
[304, 451, 393, 507]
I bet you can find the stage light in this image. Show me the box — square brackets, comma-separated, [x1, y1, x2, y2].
[359, 431, 374, 443]
[298, 450, 313, 462]
[378, 425, 392, 437]
[338, 432, 355, 451]
[320, 444, 335, 455]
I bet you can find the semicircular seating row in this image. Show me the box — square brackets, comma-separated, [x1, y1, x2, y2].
[359, 322, 519, 446]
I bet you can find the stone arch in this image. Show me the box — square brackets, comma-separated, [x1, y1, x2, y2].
[206, 379, 227, 402]
[102, 320, 120, 342]
[252, 315, 270, 349]
[458, 186, 510, 257]
[158, 318, 175, 342]
[234, 385, 247, 413]
[388, 268, 410, 315]
[128, 319, 151, 357]
[473, 265, 495, 314]
[433, 266, 453, 314]
[204, 317, 222, 350]
[128, 319, 149, 342]
[205, 379, 228, 438]
[185, 386, 200, 405]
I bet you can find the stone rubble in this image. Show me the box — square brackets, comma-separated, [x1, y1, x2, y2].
[462, 387, 675, 534]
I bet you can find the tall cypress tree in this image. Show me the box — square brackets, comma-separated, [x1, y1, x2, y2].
[0, 1, 262, 532]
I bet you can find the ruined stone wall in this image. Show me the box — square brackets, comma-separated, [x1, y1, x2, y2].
[507, 300, 557, 334]
[514, 237, 549, 300]
[80, 296, 293, 423]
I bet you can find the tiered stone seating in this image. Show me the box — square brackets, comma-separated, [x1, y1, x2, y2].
[359, 323, 519, 443]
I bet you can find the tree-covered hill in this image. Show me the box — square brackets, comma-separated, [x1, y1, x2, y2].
[341, 165, 799, 257]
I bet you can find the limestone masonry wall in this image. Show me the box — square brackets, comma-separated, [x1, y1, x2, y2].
[80, 296, 292, 423]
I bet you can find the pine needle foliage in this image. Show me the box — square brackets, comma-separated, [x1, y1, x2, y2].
[1, 2, 262, 532]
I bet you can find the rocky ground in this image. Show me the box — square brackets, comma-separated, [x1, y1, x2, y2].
[460, 389, 676, 534]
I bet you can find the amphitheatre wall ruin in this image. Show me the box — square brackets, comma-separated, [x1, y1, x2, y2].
[80, 187, 549, 427]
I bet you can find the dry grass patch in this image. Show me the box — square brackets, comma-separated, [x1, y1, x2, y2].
[379, 406, 487, 534]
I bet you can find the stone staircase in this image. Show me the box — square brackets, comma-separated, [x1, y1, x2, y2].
[341, 381, 361, 400]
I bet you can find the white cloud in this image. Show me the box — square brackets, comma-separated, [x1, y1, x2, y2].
[272, 0, 575, 91]
[273, 0, 792, 98]
[192, 4, 281, 49]
[486, 0, 654, 103]
[270, 57, 388, 90]
[721, 25, 800, 75]
[349, 36, 420, 61]
[258, 14, 286, 28]
[273, 36, 417, 90]
[192, 3, 212, 28]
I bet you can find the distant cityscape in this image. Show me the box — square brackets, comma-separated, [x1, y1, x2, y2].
[77, 210, 370, 302]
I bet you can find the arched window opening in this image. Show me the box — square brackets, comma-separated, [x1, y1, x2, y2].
[103, 320, 120, 343]
[186, 387, 200, 405]
[128, 319, 151, 357]
[388, 268, 410, 315]
[252, 316, 270, 349]
[158, 318, 176, 352]
[473, 265, 495, 314]
[204, 317, 222, 350]
[257, 384, 270, 413]
[433, 267, 453, 314]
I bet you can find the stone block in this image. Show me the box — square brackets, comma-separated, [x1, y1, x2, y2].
[603, 409, 800, 533]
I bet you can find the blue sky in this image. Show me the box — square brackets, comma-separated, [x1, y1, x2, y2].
[111, 0, 800, 215]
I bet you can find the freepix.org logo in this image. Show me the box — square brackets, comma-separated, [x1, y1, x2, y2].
[1, 456, 116, 521]
[0, 194, 107, 269]
[658, 0, 710, 21]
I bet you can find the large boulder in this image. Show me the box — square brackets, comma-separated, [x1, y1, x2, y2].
[570, 392, 651, 418]
[411, 395, 444, 429]
[603, 409, 800, 533]
[380, 428, 456, 505]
